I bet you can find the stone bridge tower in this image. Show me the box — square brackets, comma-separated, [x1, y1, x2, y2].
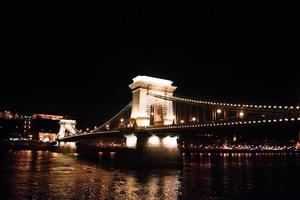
[57, 119, 77, 139]
[129, 75, 177, 127]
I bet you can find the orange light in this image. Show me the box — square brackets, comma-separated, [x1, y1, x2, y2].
[32, 114, 63, 120]
[238, 111, 245, 118]
[148, 135, 160, 145]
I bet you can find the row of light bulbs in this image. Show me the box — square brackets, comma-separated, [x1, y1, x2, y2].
[79, 126, 99, 133]
[80, 117, 128, 133]
[178, 110, 244, 124]
[145, 117, 300, 130]
[165, 95, 300, 110]
[75, 130, 119, 137]
[80, 118, 125, 134]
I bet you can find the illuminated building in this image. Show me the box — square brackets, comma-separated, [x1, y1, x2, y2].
[30, 114, 63, 141]
[0, 110, 63, 141]
[32, 114, 63, 120]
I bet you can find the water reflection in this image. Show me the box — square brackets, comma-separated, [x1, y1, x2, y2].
[0, 150, 181, 200]
[182, 152, 300, 200]
[0, 150, 299, 199]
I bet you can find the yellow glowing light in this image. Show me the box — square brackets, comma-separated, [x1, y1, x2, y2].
[192, 117, 196, 122]
[148, 135, 160, 145]
[151, 112, 154, 116]
[59, 141, 76, 149]
[162, 136, 178, 148]
[180, 120, 185, 124]
[233, 135, 237, 142]
[135, 118, 150, 127]
[110, 152, 116, 157]
[217, 109, 222, 114]
[125, 134, 137, 148]
[120, 118, 124, 123]
[238, 111, 245, 118]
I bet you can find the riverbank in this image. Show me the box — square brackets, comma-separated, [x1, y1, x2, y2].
[0, 140, 56, 151]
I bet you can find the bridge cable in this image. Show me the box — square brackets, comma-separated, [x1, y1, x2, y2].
[148, 92, 300, 113]
[92, 102, 132, 133]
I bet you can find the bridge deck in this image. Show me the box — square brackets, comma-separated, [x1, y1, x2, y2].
[59, 117, 300, 142]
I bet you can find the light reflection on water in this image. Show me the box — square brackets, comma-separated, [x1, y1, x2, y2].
[0, 150, 300, 200]
[0, 150, 181, 200]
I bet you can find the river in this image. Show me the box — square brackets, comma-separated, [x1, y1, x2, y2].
[0, 150, 299, 199]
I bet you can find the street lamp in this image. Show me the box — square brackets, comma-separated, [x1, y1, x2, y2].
[238, 111, 245, 118]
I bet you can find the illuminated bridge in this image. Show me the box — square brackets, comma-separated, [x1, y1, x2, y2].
[56, 76, 300, 163]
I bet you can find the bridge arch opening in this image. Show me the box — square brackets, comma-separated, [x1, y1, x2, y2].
[149, 104, 164, 126]
[150, 105, 154, 125]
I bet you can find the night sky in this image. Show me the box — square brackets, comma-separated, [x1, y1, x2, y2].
[3, 1, 300, 124]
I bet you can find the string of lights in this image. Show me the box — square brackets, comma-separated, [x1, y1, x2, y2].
[69, 115, 300, 140]
[91, 102, 132, 133]
[143, 116, 300, 131]
[60, 130, 120, 140]
[61, 94, 299, 139]
[149, 93, 300, 111]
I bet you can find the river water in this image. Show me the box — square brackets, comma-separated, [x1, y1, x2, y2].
[0, 150, 299, 200]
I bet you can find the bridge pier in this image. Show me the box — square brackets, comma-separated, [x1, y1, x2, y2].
[74, 134, 182, 167]
[134, 134, 181, 166]
[57, 141, 77, 153]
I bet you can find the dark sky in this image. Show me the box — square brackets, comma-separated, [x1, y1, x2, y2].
[3, 1, 300, 124]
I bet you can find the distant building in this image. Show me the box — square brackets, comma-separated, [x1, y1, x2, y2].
[0, 111, 64, 142]
[0, 118, 23, 139]
[38, 132, 57, 142]
[32, 114, 63, 121]
[0, 111, 13, 120]
[30, 114, 63, 141]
